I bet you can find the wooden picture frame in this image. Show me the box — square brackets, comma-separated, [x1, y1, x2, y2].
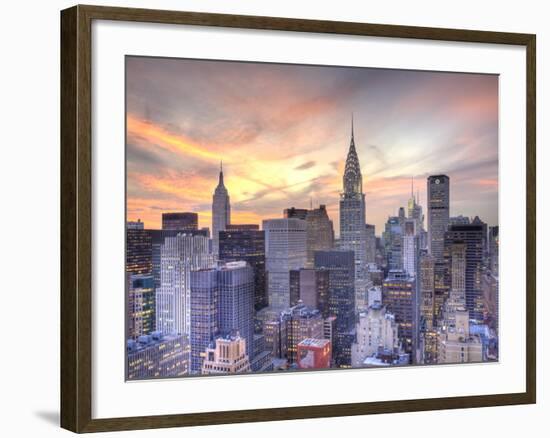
[60, 4, 536, 433]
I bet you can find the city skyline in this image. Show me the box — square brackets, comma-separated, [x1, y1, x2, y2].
[126, 57, 498, 233]
[126, 56, 499, 379]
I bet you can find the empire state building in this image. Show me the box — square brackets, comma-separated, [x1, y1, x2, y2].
[212, 162, 231, 256]
[339, 116, 368, 310]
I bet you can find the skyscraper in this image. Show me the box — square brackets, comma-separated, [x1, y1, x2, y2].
[263, 218, 307, 309]
[212, 162, 231, 256]
[419, 252, 435, 330]
[126, 220, 152, 277]
[127, 273, 155, 340]
[444, 223, 485, 323]
[217, 261, 255, 358]
[365, 224, 376, 264]
[281, 302, 324, 364]
[127, 332, 190, 380]
[289, 268, 330, 316]
[382, 270, 417, 360]
[383, 216, 403, 271]
[189, 262, 255, 373]
[351, 303, 399, 367]
[427, 175, 450, 260]
[162, 212, 198, 231]
[402, 219, 419, 277]
[156, 234, 214, 337]
[314, 250, 355, 367]
[219, 228, 267, 310]
[305, 204, 334, 268]
[201, 335, 251, 375]
[339, 116, 368, 310]
[283, 207, 309, 220]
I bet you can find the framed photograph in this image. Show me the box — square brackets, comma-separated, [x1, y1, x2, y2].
[60, 4, 536, 433]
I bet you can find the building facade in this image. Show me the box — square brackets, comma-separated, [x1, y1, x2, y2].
[219, 228, 267, 310]
[156, 233, 214, 336]
[212, 163, 231, 256]
[427, 175, 450, 261]
[351, 304, 399, 367]
[305, 204, 335, 268]
[201, 335, 251, 375]
[263, 218, 307, 309]
[127, 332, 190, 380]
[339, 117, 368, 311]
[161, 212, 198, 231]
[314, 250, 356, 367]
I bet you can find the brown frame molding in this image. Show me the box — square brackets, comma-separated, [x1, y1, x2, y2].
[60, 4, 536, 433]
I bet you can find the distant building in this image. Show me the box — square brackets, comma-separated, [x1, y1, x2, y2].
[419, 252, 435, 330]
[263, 218, 307, 309]
[314, 250, 356, 367]
[219, 228, 267, 310]
[365, 224, 376, 264]
[201, 335, 251, 375]
[149, 229, 209, 291]
[297, 338, 332, 369]
[445, 222, 485, 323]
[427, 175, 450, 261]
[250, 333, 274, 373]
[449, 215, 470, 226]
[382, 270, 417, 360]
[383, 216, 403, 271]
[438, 311, 482, 364]
[212, 163, 231, 255]
[126, 221, 152, 277]
[402, 219, 419, 277]
[351, 304, 399, 367]
[226, 224, 260, 231]
[367, 285, 382, 308]
[127, 274, 155, 340]
[281, 302, 324, 364]
[127, 332, 190, 380]
[156, 233, 214, 337]
[339, 117, 368, 312]
[488, 226, 499, 277]
[289, 269, 330, 316]
[305, 205, 334, 268]
[363, 349, 410, 367]
[284, 207, 309, 220]
[161, 212, 198, 231]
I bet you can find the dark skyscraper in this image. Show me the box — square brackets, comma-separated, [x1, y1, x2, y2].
[382, 270, 417, 361]
[126, 221, 152, 277]
[127, 273, 155, 340]
[289, 268, 330, 316]
[314, 250, 355, 367]
[219, 229, 267, 310]
[189, 262, 255, 373]
[284, 207, 309, 220]
[427, 175, 450, 261]
[444, 223, 485, 323]
[161, 212, 198, 231]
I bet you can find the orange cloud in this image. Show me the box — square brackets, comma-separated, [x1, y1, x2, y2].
[127, 114, 221, 162]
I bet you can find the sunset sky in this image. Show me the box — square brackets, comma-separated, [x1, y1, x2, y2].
[126, 56, 498, 234]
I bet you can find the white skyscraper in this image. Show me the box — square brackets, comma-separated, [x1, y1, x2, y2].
[156, 233, 214, 336]
[402, 219, 419, 277]
[263, 218, 307, 309]
[351, 304, 400, 367]
[212, 162, 231, 256]
[339, 116, 368, 310]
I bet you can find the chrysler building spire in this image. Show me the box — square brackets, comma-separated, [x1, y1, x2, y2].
[343, 115, 363, 195]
